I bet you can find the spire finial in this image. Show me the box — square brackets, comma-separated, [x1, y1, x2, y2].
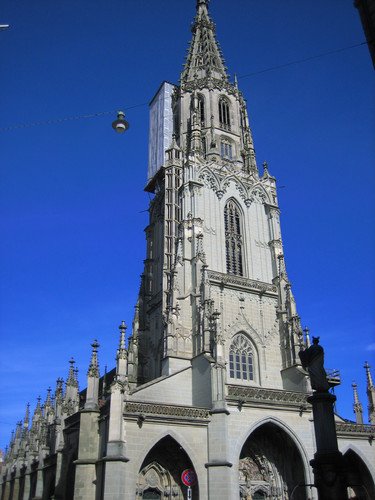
[46, 386, 52, 400]
[197, 0, 210, 9]
[67, 357, 75, 384]
[303, 326, 311, 347]
[262, 160, 270, 178]
[352, 381, 364, 424]
[364, 361, 374, 388]
[364, 361, 375, 424]
[85, 340, 100, 409]
[118, 321, 127, 354]
[88, 339, 100, 378]
[44, 387, 52, 409]
[352, 381, 360, 404]
[24, 402, 30, 425]
[15, 420, 22, 439]
[116, 321, 128, 378]
[55, 377, 64, 404]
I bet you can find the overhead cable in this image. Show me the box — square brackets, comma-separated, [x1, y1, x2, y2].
[0, 41, 367, 133]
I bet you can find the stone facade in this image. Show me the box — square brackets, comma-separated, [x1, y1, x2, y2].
[1, 1, 375, 499]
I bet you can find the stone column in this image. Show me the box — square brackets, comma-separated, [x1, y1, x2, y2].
[307, 392, 347, 500]
[73, 410, 100, 500]
[206, 410, 235, 499]
[32, 467, 43, 499]
[103, 380, 129, 499]
[22, 473, 31, 500]
[12, 475, 20, 500]
[2, 478, 11, 500]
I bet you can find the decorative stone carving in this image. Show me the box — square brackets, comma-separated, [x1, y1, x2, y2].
[124, 402, 210, 420]
[335, 422, 375, 437]
[203, 225, 216, 235]
[207, 270, 278, 295]
[136, 462, 182, 499]
[249, 186, 268, 204]
[227, 384, 308, 407]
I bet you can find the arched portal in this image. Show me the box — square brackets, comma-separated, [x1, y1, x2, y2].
[136, 436, 199, 499]
[239, 422, 307, 499]
[344, 449, 375, 499]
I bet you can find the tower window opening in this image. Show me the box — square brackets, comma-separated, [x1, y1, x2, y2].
[219, 97, 230, 130]
[198, 95, 205, 125]
[229, 334, 254, 381]
[202, 136, 207, 158]
[220, 140, 232, 159]
[224, 200, 243, 276]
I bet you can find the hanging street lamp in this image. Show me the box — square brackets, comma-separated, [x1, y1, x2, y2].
[112, 111, 129, 134]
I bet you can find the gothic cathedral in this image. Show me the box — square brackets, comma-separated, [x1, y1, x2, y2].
[2, 1, 375, 499]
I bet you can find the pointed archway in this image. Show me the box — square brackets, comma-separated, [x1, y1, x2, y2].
[239, 422, 307, 499]
[344, 448, 375, 499]
[136, 436, 199, 499]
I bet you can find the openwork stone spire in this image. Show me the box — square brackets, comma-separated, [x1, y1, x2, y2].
[181, 0, 228, 83]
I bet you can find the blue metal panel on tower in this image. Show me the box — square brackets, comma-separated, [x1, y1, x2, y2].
[148, 81, 175, 181]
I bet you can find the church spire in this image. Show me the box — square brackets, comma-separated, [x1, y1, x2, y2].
[181, 0, 228, 84]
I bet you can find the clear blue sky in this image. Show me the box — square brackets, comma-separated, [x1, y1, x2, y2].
[0, 0, 374, 449]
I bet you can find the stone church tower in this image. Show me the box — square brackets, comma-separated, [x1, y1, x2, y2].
[135, 0, 303, 391]
[1, 1, 375, 499]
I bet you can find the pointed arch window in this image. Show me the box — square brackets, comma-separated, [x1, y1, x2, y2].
[219, 96, 230, 130]
[229, 334, 254, 381]
[224, 199, 243, 276]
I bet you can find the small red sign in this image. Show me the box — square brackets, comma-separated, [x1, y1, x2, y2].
[181, 468, 197, 487]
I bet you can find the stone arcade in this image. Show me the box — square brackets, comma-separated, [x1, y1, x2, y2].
[1, 1, 375, 499]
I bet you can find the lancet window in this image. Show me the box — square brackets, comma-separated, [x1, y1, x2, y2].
[219, 96, 230, 130]
[224, 199, 243, 276]
[229, 333, 254, 381]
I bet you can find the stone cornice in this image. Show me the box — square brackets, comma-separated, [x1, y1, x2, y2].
[207, 270, 278, 295]
[335, 421, 375, 439]
[226, 385, 309, 409]
[124, 401, 210, 421]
